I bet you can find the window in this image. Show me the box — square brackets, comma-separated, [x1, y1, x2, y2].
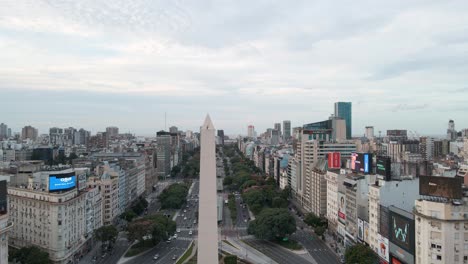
[437, 255, 442, 260]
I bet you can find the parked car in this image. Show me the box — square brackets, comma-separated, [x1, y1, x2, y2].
[153, 254, 159, 260]
[189, 230, 193, 235]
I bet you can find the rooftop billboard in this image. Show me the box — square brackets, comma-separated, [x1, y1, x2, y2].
[49, 171, 76, 192]
[419, 176, 463, 199]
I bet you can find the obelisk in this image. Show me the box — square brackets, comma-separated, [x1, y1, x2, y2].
[197, 114, 218, 263]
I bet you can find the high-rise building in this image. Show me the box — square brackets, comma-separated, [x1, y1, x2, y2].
[419, 137, 434, 161]
[334, 102, 352, 139]
[49, 127, 64, 146]
[0, 123, 8, 140]
[447, 119, 457, 141]
[283, 120, 291, 140]
[21, 125, 38, 141]
[169, 126, 178, 134]
[247, 125, 255, 138]
[365, 126, 374, 140]
[156, 131, 171, 179]
[217, 130, 225, 145]
[106, 126, 119, 139]
[274, 123, 281, 137]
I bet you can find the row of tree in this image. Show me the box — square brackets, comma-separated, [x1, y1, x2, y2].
[303, 212, 328, 238]
[159, 183, 189, 209]
[127, 214, 177, 245]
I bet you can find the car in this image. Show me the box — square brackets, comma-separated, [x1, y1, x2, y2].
[183, 209, 187, 213]
[188, 230, 193, 235]
[177, 228, 181, 233]
[193, 220, 197, 224]
[173, 234, 178, 239]
[167, 237, 172, 243]
[153, 254, 159, 260]
[182, 214, 185, 217]
[184, 216, 187, 220]
[244, 219, 247, 223]
[92, 256, 97, 262]
[172, 255, 177, 260]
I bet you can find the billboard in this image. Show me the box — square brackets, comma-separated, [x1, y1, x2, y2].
[352, 153, 372, 174]
[419, 176, 463, 199]
[0, 181, 6, 214]
[364, 221, 370, 243]
[378, 234, 390, 262]
[328, 152, 341, 169]
[377, 156, 392, 180]
[358, 218, 364, 240]
[389, 211, 414, 254]
[338, 192, 346, 223]
[49, 172, 76, 192]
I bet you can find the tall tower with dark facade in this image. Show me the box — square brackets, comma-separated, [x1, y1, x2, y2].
[334, 102, 352, 139]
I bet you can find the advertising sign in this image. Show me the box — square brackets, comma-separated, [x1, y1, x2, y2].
[377, 156, 392, 180]
[0, 180, 6, 214]
[49, 172, 76, 192]
[352, 153, 372, 174]
[378, 234, 390, 262]
[338, 192, 346, 223]
[364, 221, 370, 243]
[351, 153, 357, 170]
[358, 218, 364, 240]
[419, 176, 463, 199]
[389, 211, 415, 254]
[328, 152, 341, 169]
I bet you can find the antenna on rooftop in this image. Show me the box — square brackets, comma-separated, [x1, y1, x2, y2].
[165, 112, 167, 131]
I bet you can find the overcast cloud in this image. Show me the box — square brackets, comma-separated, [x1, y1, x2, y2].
[1, 0, 467, 136]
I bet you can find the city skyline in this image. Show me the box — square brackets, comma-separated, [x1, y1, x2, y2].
[1, 1, 468, 135]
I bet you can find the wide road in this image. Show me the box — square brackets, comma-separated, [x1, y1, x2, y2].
[244, 239, 312, 264]
[292, 229, 341, 264]
[126, 181, 199, 264]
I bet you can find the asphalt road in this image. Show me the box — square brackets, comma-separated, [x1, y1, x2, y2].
[244, 239, 311, 264]
[292, 229, 341, 264]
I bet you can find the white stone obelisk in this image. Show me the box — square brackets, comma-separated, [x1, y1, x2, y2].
[197, 114, 218, 263]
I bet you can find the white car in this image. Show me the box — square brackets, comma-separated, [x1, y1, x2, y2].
[184, 216, 187, 220]
[176, 228, 181, 233]
[153, 254, 159, 260]
[189, 230, 193, 235]
[173, 234, 178, 239]
[183, 209, 187, 213]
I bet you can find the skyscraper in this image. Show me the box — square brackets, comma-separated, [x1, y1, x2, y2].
[283, 120, 291, 139]
[156, 131, 171, 179]
[217, 130, 225, 145]
[365, 126, 374, 140]
[0, 123, 7, 140]
[447, 119, 457, 141]
[274, 123, 281, 137]
[334, 102, 352, 139]
[106, 126, 119, 138]
[248, 125, 255, 138]
[21, 125, 38, 141]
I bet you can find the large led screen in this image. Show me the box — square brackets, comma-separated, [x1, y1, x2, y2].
[389, 211, 414, 254]
[49, 172, 76, 192]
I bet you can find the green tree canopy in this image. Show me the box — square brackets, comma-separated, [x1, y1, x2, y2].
[247, 208, 296, 240]
[94, 225, 118, 245]
[345, 243, 377, 264]
[158, 183, 189, 209]
[10, 246, 52, 264]
[224, 255, 238, 264]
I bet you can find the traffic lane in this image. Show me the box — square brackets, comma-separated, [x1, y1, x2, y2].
[245, 239, 311, 264]
[292, 229, 340, 264]
[127, 239, 190, 264]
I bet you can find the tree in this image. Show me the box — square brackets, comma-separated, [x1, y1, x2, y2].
[120, 210, 137, 222]
[158, 183, 189, 209]
[223, 176, 233, 186]
[224, 255, 238, 264]
[128, 220, 154, 241]
[10, 246, 52, 264]
[304, 213, 321, 227]
[171, 165, 181, 177]
[272, 197, 288, 208]
[281, 185, 291, 200]
[345, 244, 377, 264]
[248, 208, 296, 240]
[94, 225, 118, 246]
[314, 226, 326, 238]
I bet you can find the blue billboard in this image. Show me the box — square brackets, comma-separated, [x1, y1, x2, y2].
[49, 172, 76, 192]
[352, 153, 372, 174]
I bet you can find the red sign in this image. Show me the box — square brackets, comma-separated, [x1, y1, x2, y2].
[328, 152, 341, 169]
[338, 211, 346, 220]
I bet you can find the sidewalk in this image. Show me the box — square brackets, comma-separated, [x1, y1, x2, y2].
[224, 238, 278, 264]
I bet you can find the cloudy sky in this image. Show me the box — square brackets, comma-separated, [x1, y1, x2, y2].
[1, 0, 467, 136]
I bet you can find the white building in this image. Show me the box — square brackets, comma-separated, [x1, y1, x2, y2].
[85, 187, 103, 236]
[415, 198, 468, 264]
[325, 170, 345, 233]
[87, 173, 119, 226]
[368, 177, 419, 259]
[8, 169, 90, 263]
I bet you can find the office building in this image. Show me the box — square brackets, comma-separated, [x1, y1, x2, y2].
[21, 125, 38, 141]
[274, 123, 281, 137]
[365, 126, 374, 140]
[49, 127, 64, 146]
[105, 126, 119, 139]
[447, 119, 457, 141]
[247, 125, 255, 138]
[156, 131, 171, 179]
[283, 120, 291, 140]
[169, 126, 178, 134]
[334, 102, 352, 139]
[419, 137, 434, 161]
[0, 123, 8, 140]
[217, 130, 225, 145]
[387, 129, 408, 142]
